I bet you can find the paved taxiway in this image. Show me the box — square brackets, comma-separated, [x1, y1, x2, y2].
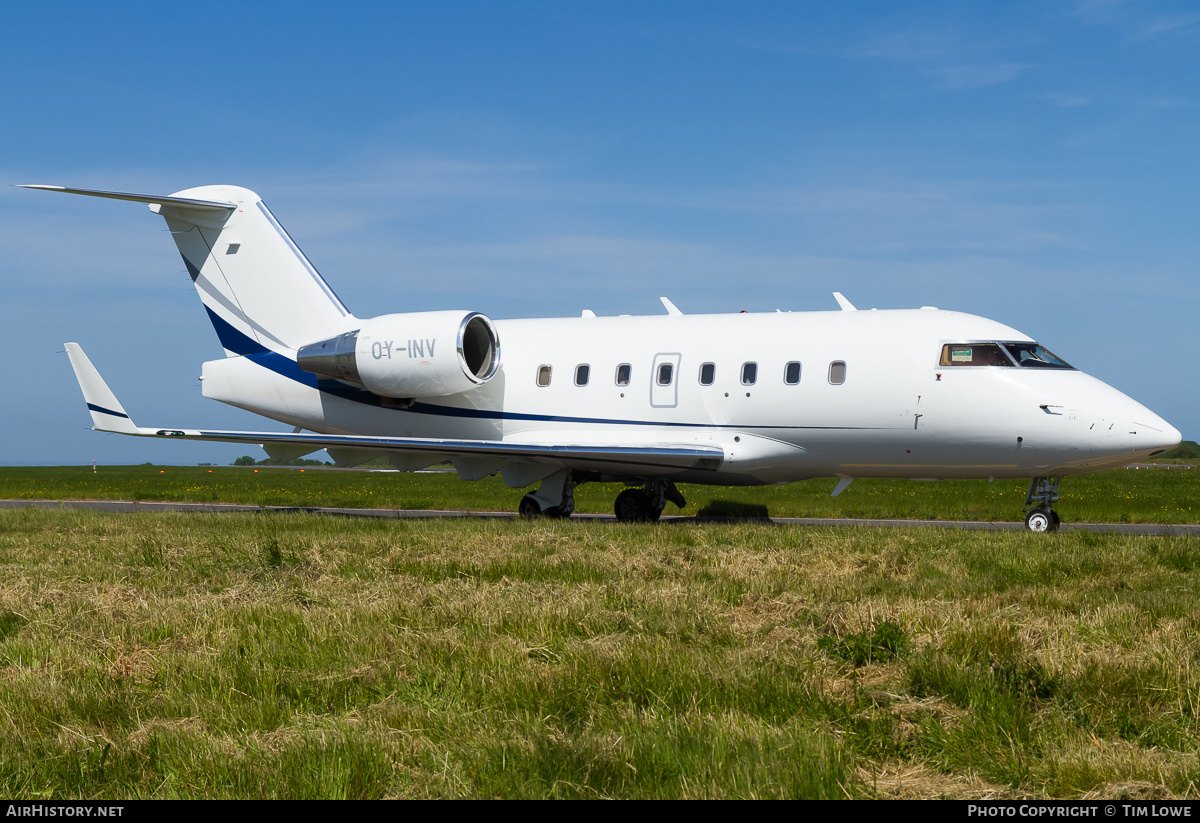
[1, 499, 1196, 536]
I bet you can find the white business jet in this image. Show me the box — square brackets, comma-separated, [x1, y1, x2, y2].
[22, 184, 1182, 531]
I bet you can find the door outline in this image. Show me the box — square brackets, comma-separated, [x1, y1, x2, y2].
[651, 353, 682, 408]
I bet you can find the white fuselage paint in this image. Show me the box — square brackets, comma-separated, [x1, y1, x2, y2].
[202, 306, 1181, 485]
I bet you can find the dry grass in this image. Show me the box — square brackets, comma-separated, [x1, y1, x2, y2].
[1, 508, 1199, 798]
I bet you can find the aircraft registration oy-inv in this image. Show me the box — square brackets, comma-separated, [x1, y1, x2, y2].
[22, 184, 1182, 531]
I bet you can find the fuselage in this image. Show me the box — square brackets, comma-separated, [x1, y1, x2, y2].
[31, 181, 1182, 527]
[201, 306, 1181, 485]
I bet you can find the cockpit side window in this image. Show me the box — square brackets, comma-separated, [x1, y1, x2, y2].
[1002, 343, 1073, 369]
[939, 344, 1014, 367]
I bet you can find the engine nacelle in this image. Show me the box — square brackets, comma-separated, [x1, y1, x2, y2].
[297, 310, 500, 398]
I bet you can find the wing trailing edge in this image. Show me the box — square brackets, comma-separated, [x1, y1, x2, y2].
[64, 344, 725, 475]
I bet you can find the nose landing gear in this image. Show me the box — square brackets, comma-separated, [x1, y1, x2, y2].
[1024, 476, 1062, 532]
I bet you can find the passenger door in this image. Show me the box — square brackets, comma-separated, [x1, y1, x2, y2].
[650, 353, 681, 408]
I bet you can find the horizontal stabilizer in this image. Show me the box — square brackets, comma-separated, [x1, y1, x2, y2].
[19, 185, 236, 211]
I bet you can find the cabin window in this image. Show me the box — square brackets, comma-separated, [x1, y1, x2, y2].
[537, 365, 552, 387]
[699, 363, 715, 385]
[741, 362, 757, 385]
[575, 364, 590, 386]
[615, 364, 631, 386]
[828, 361, 846, 384]
[657, 363, 674, 386]
[784, 361, 801, 385]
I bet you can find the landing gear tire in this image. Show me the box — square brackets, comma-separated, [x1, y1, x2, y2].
[1024, 476, 1062, 533]
[614, 488, 650, 522]
[519, 494, 541, 518]
[1025, 508, 1058, 533]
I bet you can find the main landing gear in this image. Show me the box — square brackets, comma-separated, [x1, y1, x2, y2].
[518, 493, 574, 518]
[614, 479, 691, 525]
[517, 473, 687, 522]
[1023, 476, 1062, 533]
[519, 470, 577, 519]
[613, 480, 687, 523]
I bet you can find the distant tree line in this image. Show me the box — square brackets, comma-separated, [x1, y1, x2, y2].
[1159, 440, 1200, 459]
[232, 455, 332, 467]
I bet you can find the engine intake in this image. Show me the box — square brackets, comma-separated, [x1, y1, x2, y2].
[297, 310, 500, 398]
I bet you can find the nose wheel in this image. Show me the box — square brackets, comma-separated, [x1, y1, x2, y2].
[1024, 476, 1062, 532]
[1024, 508, 1060, 533]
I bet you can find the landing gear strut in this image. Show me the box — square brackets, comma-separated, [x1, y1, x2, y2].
[1024, 476, 1062, 533]
[613, 480, 686, 522]
[519, 471, 576, 518]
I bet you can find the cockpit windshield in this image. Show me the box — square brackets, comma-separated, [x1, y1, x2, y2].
[1001, 343, 1073, 369]
[939, 342, 1074, 369]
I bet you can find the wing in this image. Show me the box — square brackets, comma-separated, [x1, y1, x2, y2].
[64, 343, 725, 478]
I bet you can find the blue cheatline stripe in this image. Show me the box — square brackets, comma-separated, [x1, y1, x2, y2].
[204, 306, 320, 388]
[87, 403, 129, 419]
[205, 305, 254, 354]
[201, 304, 884, 432]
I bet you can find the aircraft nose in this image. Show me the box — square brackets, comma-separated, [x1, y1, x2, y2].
[1132, 415, 1182, 457]
[1085, 380, 1181, 465]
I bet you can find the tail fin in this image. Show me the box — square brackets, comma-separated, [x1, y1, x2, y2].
[158, 185, 354, 355]
[21, 184, 356, 355]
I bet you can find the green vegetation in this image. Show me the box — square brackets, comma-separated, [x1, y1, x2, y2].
[0, 464, 1196, 524]
[818, 620, 911, 667]
[1, 510, 1199, 798]
[1160, 440, 1200, 460]
[232, 455, 332, 467]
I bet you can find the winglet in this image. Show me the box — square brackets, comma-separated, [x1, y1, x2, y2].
[64, 343, 141, 434]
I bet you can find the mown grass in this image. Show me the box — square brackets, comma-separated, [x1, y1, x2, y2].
[1, 464, 1197, 523]
[1, 508, 1199, 798]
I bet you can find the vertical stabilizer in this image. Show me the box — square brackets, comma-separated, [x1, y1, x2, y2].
[157, 186, 355, 355]
[20, 184, 358, 358]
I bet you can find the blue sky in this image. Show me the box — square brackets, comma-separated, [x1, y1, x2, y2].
[1, 1, 1196, 464]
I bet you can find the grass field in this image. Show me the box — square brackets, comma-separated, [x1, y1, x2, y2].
[1, 465, 1198, 798]
[0, 464, 1197, 523]
[2, 509, 1200, 798]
